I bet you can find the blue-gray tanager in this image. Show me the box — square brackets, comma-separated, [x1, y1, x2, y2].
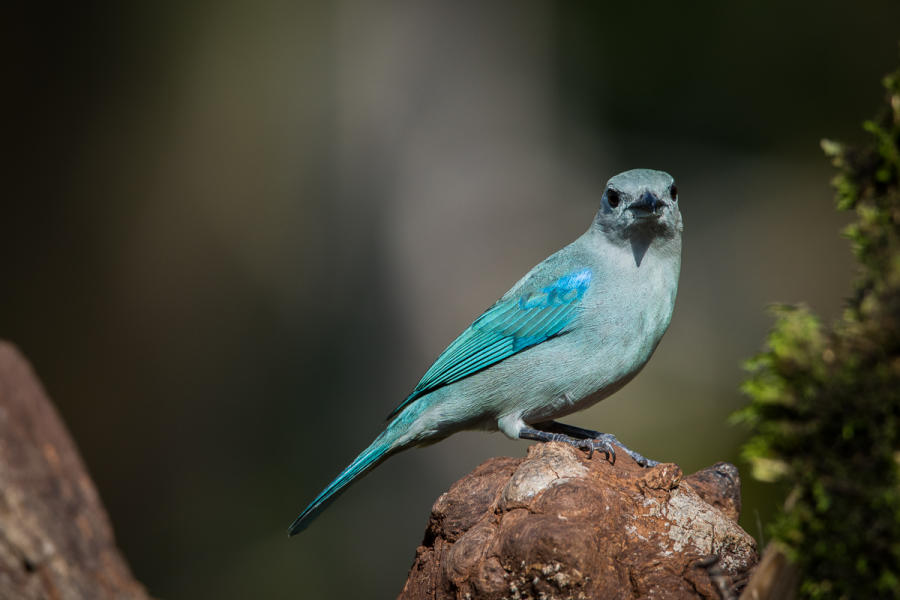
[289, 168, 682, 535]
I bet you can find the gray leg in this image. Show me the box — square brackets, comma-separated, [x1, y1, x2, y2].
[518, 426, 617, 464]
[533, 421, 659, 467]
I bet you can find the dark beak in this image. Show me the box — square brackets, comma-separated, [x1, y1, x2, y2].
[628, 191, 664, 214]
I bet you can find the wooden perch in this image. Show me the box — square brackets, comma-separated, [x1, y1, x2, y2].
[0, 341, 151, 600]
[399, 442, 759, 599]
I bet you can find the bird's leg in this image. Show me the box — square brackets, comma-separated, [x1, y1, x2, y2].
[533, 421, 660, 467]
[518, 426, 616, 464]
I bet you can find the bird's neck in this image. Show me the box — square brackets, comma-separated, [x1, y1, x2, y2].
[586, 226, 681, 270]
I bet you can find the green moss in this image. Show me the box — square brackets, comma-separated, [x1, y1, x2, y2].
[738, 64, 900, 599]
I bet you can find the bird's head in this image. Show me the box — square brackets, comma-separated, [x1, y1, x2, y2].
[593, 169, 682, 242]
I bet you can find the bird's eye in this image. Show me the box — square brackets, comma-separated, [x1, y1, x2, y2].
[669, 184, 678, 202]
[607, 189, 620, 208]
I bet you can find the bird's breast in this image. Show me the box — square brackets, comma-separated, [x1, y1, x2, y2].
[576, 250, 679, 392]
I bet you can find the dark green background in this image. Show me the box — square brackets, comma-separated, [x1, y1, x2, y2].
[6, 2, 899, 598]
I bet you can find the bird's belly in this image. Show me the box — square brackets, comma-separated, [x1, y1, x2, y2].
[503, 288, 674, 424]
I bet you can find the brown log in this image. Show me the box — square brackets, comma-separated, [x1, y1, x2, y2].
[738, 544, 798, 600]
[0, 341, 151, 600]
[399, 442, 758, 599]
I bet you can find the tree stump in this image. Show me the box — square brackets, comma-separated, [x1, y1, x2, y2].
[0, 342, 151, 600]
[399, 442, 758, 599]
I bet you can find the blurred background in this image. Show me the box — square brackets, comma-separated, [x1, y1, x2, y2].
[6, 1, 900, 598]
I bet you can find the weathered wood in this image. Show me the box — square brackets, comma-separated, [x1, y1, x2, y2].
[0, 341, 151, 600]
[399, 443, 758, 599]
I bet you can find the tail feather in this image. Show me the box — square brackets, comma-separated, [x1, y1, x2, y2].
[287, 434, 395, 536]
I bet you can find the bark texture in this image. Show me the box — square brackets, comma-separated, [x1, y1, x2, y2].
[0, 341, 150, 600]
[399, 442, 757, 600]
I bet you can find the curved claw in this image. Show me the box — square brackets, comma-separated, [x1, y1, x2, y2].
[582, 439, 594, 459]
[579, 438, 616, 464]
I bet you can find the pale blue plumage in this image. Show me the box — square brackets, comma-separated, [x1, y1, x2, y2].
[288, 168, 683, 536]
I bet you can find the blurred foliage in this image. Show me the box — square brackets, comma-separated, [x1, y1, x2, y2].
[736, 64, 900, 598]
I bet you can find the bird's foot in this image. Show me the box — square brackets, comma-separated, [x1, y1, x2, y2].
[575, 436, 617, 463]
[518, 426, 616, 464]
[587, 433, 658, 467]
[532, 422, 660, 467]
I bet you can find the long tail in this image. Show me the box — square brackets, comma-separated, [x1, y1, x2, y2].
[287, 426, 403, 536]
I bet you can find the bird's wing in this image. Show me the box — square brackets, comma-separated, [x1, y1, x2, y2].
[387, 267, 592, 419]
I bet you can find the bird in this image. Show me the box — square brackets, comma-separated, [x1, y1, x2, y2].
[288, 168, 682, 536]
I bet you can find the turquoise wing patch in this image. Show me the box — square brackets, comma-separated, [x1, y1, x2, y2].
[388, 267, 592, 418]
